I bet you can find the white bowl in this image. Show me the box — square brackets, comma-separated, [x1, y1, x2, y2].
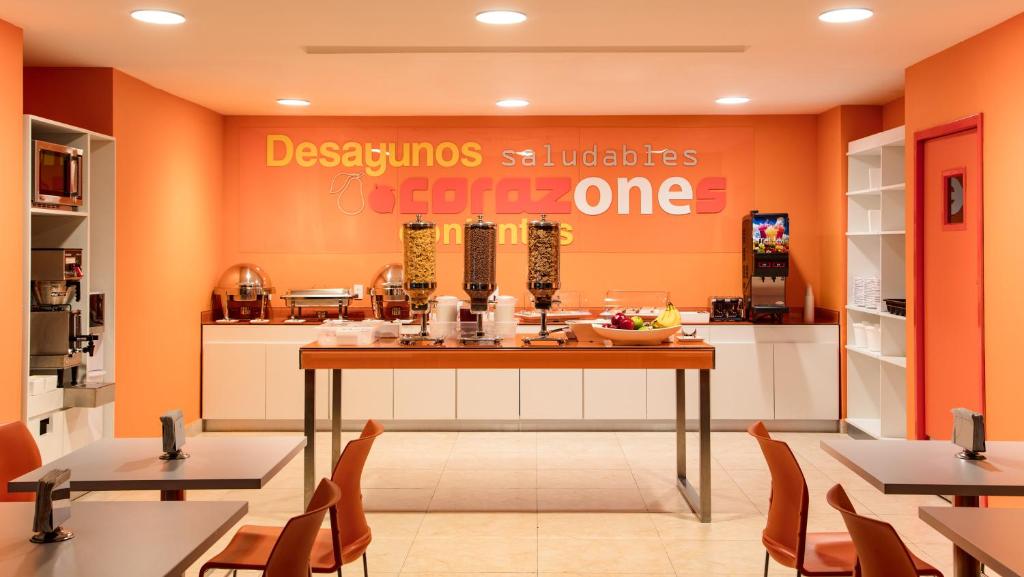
[565, 320, 604, 342]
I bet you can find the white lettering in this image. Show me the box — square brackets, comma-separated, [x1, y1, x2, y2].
[574, 177, 613, 215]
[616, 177, 654, 215]
[657, 177, 693, 215]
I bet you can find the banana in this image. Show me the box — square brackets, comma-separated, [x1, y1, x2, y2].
[652, 302, 681, 328]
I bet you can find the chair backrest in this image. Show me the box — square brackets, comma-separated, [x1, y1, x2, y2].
[826, 484, 919, 577]
[748, 421, 809, 567]
[0, 421, 42, 502]
[327, 419, 384, 562]
[264, 478, 341, 577]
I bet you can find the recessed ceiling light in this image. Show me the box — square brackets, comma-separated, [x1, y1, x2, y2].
[130, 9, 186, 25]
[715, 96, 750, 105]
[818, 8, 874, 23]
[496, 98, 529, 108]
[475, 10, 527, 25]
[276, 98, 311, 107]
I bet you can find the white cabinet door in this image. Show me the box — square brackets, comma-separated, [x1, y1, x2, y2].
[519, 369, 583, 420]
[265, 343, 329, 420]
[584, 369, 646, 419]
[773, 343, 839, 420]
[394, 369, 456, 419]
[29, 411, 65, 464]
[342, 369, 394, 420]
[457, 369, 518, 420]
[645, 369, 698, 420]
[202, 343, 267, 419]
[709, 343, 774, 420]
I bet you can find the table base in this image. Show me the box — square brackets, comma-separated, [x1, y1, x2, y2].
[160, 489, 186, 501]
[953, 495, 981, 577]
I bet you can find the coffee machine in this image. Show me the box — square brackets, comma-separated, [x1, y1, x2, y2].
[30, 248, 96, 387]
[742, 211, 790, 323]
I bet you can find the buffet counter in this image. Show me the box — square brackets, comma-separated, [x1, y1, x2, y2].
[201, 309, 839, 432]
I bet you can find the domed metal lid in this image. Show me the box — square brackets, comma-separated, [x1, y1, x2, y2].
[215, 263, 274, 298]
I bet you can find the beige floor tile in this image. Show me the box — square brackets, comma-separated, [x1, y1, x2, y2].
[417, 512, 538, 538]
[537, 468, 638, 489]
[540, 574, 674, 577]
[445, 452, 538, 470]
[363, 468, 444, 489]
[536, 453, 631, 470]
[364, 488, 435, 512]
[538, 538, 674, 573]
[437, 468, 538, 489]
[538, 488, 647, 512]
[664, 539, 792, 575]
[429, 487, 538, 512]
[221, 487, 303, 515]
[402, 537, 537, 573]
[538, 512, 659, 539]
[366, 512, 426, 538]
[650, 512, 765, 541]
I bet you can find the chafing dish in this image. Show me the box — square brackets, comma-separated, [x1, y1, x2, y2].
[281, 288, 357, 323]
[212, 263, 274, 323]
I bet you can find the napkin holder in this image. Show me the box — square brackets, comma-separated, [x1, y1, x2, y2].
[952, 407, 986, 461]
[31, 468, 73, 543]
[159, 409, 189, 460]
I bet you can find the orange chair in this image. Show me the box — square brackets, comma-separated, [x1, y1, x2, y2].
[749, 422, 941, 577]
[826, 484, 942, 577]
[0, 421, 42, 502]
[201, 420, 384, 576]
[204, 477, 341, 577]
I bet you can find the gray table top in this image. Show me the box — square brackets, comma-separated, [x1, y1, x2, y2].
[920, 507, 1024, 577]
[8, 436, 304, 493]
[821, 439, 1024, 496]
[0, 500, 247, 577]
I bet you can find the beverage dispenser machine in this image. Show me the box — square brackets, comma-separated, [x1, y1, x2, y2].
[742, 211, 790, 322]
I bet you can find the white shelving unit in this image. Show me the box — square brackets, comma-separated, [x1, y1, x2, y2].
[845, 125, 907, 440]
[22, 115, 116, 463]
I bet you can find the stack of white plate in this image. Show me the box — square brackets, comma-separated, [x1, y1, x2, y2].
[853, 276, 880, 309]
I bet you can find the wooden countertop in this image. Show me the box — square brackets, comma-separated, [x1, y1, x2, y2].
[0, 501, 247, 577]
[300, 336, 715, 370]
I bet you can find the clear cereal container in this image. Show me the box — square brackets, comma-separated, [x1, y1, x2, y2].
[463, 216, 497, 312]
[527, 215, 560, 308]
[402, 215, 437, 308]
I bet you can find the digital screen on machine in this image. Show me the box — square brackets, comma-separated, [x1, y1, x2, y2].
[752, 214, 789, 255]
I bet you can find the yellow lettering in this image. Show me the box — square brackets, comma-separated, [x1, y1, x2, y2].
[560, 223, 574, 246]
[412, 142, 434, 166]
[461, 141, 483, 167]
[436, 141, 459, 168]
[364, 144, 388, 177]
[442, 223, 462, 245]
[266, 134, 293, 167]
[341, 142, 362, 168]
[295, 141, 318, 168]
[498, 223, 518, 245]
[319, 141, 341, 167]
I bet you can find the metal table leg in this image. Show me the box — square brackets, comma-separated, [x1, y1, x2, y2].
[160, 489, 185, 501]
[331, 369, 342, 468]
[952, 495, 981, 577]
[676, 368, 712, 523]
[303, 368, 316, 505]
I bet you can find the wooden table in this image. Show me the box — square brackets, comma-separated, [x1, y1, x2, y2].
[300, 337, 716, 521]
[0, 500, 247, 577]
[920, 507, 1024, 577]
[822, 439, 1024, 577]
[8, 436, 304, 501]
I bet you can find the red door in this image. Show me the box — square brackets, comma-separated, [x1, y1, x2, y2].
[918, 118, 984, 440]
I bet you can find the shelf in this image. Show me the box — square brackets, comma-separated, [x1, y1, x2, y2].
[846, 230, 905, 237]
[30, 207, 88, 218]
[845, 305, 907, 321]
[846, 183, 905, 197]
[845, 345, 906, 368]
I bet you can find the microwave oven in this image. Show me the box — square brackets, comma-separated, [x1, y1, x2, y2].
[33, 140, 83, 209]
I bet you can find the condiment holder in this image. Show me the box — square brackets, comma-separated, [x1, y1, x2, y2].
[523, 215, 566, 345]
[461, 215, 501, 345]
[400, 215, 445, 345]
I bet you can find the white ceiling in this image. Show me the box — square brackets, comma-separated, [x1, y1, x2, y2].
[2, 1, 1022, 116]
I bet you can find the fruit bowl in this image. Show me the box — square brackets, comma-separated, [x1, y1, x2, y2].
[591, 324, 680, 346]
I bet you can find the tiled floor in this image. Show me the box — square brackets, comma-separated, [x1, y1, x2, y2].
[79, 430, 957, 576]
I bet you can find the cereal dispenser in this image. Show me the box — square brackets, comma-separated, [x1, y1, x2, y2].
[461, 215, 500, 344]
[524, 215, 565, 345]
[400, 215, 444, 345]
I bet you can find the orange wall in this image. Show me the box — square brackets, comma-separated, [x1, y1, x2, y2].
[882, 96, 906, 130]
[0, 19, 23, 424]
[23, 68, 224, 435]
[111, 71, 223, 435]
[24, 68, 113, 135]
[904, 12, 1024, 442]
[816, 106, 883, 419]
[224, 115, 821, 308]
